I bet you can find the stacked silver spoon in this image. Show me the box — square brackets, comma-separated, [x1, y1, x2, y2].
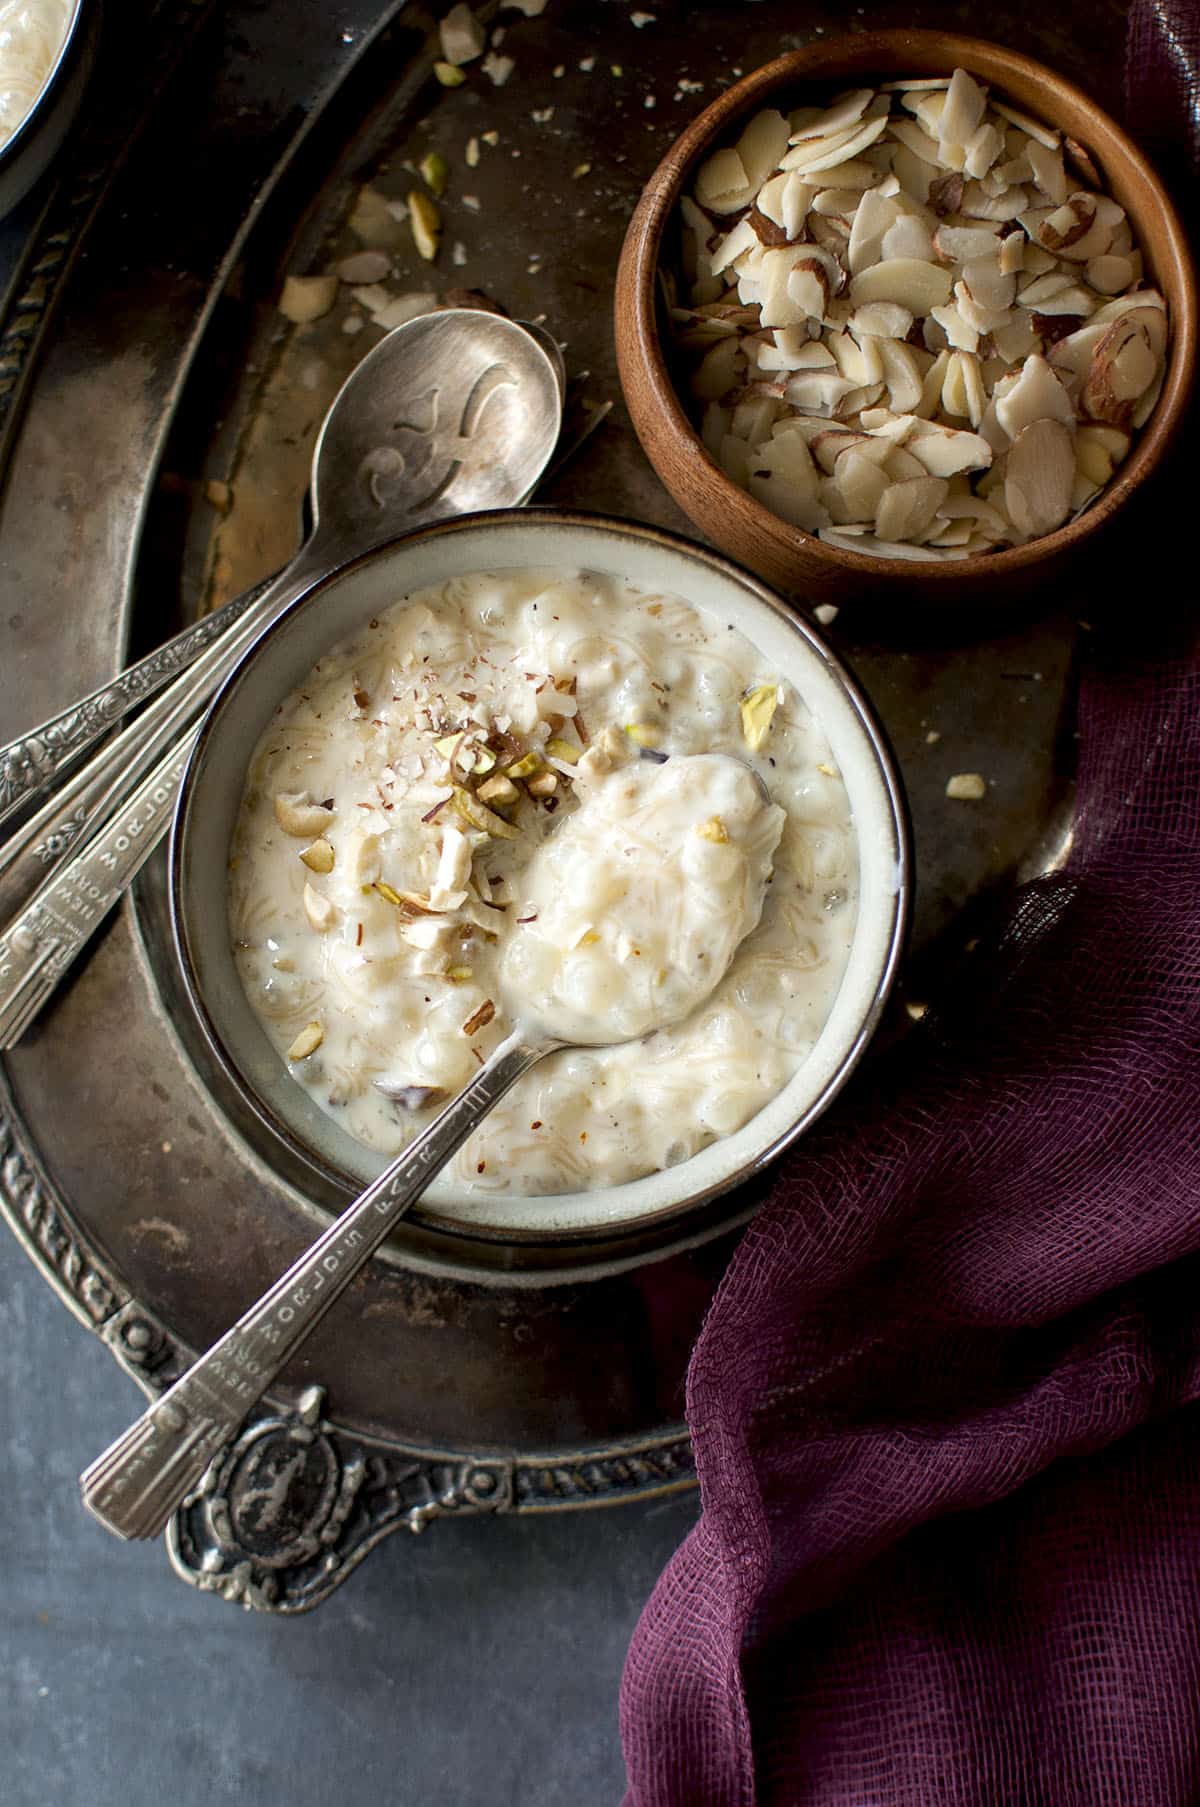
[0, 309, 569, 1047]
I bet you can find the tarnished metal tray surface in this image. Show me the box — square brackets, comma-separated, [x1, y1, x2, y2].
[0, 0, 1120, 1609]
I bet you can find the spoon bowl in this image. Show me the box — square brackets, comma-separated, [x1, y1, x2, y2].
[307, 308, 564, 550]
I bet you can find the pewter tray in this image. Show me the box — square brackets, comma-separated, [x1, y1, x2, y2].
[0, 0, 1119, 1610]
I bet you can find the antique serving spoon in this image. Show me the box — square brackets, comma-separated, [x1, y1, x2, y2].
[81, 754, 783, 1541]
[0, 311, 564, 1045]
[0, 309, 563, 845]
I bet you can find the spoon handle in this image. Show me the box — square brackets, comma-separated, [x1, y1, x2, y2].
[0, 573, 280, 835]
[80, 1030, 550, 1541]
[0, 572, 284, 922]
[0, 553, 326, 1045]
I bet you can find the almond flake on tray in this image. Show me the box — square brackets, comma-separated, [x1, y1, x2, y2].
[669, 68, 1169, 560]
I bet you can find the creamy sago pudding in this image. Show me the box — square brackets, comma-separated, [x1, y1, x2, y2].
[228, 567, 858, 1195]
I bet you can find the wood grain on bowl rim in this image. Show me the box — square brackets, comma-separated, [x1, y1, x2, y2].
[614, 29, 1197, 605]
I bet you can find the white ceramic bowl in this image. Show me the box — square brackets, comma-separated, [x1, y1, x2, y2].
[173, 511, 909, 1245]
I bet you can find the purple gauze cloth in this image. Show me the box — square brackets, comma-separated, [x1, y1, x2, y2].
[620, 7, 1200, 1803]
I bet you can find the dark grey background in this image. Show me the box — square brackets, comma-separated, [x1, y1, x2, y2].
[0, 1228, 697, 1803]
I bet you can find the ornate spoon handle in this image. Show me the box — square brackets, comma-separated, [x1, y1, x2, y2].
[0, 574, 282, 921]
[0, 731, 200, 1046]
[80, 1029, 552, 1541]
[0, 578, 273, 832]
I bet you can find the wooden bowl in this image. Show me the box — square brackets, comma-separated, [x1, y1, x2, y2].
[615, 30, 1197, 609]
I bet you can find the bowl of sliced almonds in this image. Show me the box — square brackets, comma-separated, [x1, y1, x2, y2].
[615, 30, 1196, 605]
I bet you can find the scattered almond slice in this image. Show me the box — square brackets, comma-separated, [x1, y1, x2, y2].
[946, 773, 987, 800]
[278, 275, 338, 324]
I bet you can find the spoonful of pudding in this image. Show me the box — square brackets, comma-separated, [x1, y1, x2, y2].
[80, 754, 783, 1543]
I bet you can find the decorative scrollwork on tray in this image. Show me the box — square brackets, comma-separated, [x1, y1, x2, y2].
[167, 1386, 517, 1612]
[0, 1085, 119, 1327]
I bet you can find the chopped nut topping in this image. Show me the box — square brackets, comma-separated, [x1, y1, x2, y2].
[299, 837, 335, 873]
[286, 1022, 324, 1062]
[696, 816, 729, 842]
[274, 792, 335, 838]
[740, 685, 779, 751]
[946, 772, 987, 799]
[462, 999, 496, 1036]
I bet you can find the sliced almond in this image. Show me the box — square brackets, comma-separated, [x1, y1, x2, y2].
[932, 222, 1000, 263]
[1004, 417, 1074, 536]
[784, 364, 861, 420]
[1037, 193, 1096, 252]
[875, 474, 949, 541]
[286, 1022, 324, 1062]
[696, 147, 754, 213]
[964, 121, 1005, 179]
[849, 256, 952, 312]
[906, 423, 993, 477]
[994, 353, 1075, 438]
[938, 67, 987, 155]
[991, 100, 1059, 150]
[302, 884, 339, 934]
[780, 112, 890, 177]
[1079, 317, 1157, 428]
[835, 448, 892, 519]
[998, 231, 1026, 277]
[929, 301, 979, 353]
[850, 300, 914, 339]
[787, 88, 874, 143]
[961, 256, 1016, 313]
[1085, 253, 1135, 295]
[1026, 139, 1068, 203]
[961, 180, 1029, 221]
[737, 109, 792, 189]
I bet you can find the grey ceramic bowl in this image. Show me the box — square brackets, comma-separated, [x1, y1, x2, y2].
[0, 0, 96, 219]
[172, 511, 909, 1244]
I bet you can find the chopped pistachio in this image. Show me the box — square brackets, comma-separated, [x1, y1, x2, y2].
[408, 190, 442, 262]
[374, 881, 406, 906]
[526, 770, 558, 798]
[472, 746, 497, 774]
[453, 786, 520, 838]
[434, 732, 467, 759]
[624, 722, 662, 748]
[448, 966, 474, 982]
[465, 135, 481, 167]
[740, 685, 778, 752]
[433, 59, 466, 86]
[544, 736, 581, 765]
[695, 816, 729, 843]
[419, 149, 450, 197]
[946, 772, 987, 800]
[299, 837, 335, 873]
[572, 162, 592, 179]
[503, 751, 543, 779]
[286, 1022, 324, 1062]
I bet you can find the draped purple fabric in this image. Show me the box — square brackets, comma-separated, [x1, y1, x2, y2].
[620, 7, 1200, 1801]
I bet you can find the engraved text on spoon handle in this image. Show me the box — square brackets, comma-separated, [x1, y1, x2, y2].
[80, 1030, 551, 1539]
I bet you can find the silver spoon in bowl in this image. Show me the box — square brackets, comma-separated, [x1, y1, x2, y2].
[80, 753, 783, 1541]
[0, 312, 565, 1044]
[0, 309, 563, 872]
